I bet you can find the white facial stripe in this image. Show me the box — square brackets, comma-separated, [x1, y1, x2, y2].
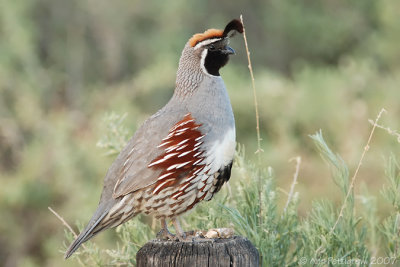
[200, 49, 212, 76]
[193, 38, 222, 50]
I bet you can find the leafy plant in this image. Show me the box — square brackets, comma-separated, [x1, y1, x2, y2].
[63, 120, 400, 266]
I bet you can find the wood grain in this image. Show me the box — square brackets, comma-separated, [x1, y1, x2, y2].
[136, 236, 259, 267]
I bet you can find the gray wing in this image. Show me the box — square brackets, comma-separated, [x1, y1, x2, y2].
[65, 108, 187, 259]
[99, 107, 187, 202]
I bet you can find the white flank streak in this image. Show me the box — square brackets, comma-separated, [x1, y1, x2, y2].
[157, 172, 174, 180]
[194, 151, 203, 157]
[164, 152, 178, 159]
[178, 151, 191, 157]
[185, 175, 195, 182]
[165, 145, 178, 153]
[148, 157, 167, 167]
[176, 119, 193, 128]
[153, 178, 175, 193]
[195, 135, 205, 141]
[158, 140, 172, 147]
[173, 191, 184, 198]
[193, 168, 203, 175]
[176, 127, 189, 133]
[194, 141, 202, 147]
[166, 161, 191, 171]
[176, 161, 192, 169]
[166, 164, 179, 171]
[176, 144, 188, 151]
[176, 139, 189, 146]
[180, 183, 190, 191]
[193, 158, 203, 165]
[170, 125, 178, 132]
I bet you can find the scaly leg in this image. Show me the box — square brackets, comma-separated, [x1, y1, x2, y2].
[172, 218, 187, 241]
[156, 218, 176, 241]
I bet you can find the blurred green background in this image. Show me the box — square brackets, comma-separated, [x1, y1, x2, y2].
[1, 0, 399, 266]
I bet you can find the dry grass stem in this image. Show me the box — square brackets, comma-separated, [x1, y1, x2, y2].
[330, 108, 386, 234]
[48, 207, 79, 238]
[240, 15, 263, 155]
[368, 119, 400, 143]
[284, 156, 301, 213]
[48, 206, 89, 255]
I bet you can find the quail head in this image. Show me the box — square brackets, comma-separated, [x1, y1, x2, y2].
[65, 19, 243, 259]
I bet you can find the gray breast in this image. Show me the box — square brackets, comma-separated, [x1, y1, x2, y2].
[185, 75, 235, 143]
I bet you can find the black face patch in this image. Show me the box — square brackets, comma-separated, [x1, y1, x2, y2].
[204, 49, 230, 76]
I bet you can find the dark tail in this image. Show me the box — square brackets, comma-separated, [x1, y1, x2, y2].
[64, 211, 108, 259]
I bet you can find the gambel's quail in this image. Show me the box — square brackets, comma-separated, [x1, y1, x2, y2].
[65, 19, 243, 259]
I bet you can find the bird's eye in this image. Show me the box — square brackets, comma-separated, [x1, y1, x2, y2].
[209, 44, 216, 50]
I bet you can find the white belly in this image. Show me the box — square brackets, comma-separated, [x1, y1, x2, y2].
[205, 127, 236, 174]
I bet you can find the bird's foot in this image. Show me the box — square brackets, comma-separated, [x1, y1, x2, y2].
[157, 218, 194, 241]
[156, 229, 195, 242]
[156, 228, 177, 241]
[175, 231, 195, 242]
[172, 218, 194, 242]
[157, 218, 177, 241]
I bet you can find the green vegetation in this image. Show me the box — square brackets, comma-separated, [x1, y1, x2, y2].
[1, 0, 400, 266]
[64, 127, 400, 266]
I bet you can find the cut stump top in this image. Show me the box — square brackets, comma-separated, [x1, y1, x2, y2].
[136, 236, 259, 267]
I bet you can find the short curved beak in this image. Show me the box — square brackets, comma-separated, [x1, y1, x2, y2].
[221, 46, 235, 55]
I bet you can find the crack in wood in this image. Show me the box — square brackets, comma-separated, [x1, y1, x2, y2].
[136, 236, 259, 267]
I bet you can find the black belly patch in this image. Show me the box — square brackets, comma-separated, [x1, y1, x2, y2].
[212, 161, 233, 196]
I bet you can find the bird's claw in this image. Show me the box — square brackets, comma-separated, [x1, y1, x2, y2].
[156, 228, 177, 241]
[175, 231, 187, 242]
[157, 229, 194, 242]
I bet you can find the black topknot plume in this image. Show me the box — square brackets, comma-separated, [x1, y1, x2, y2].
[223, 19, 244, 38]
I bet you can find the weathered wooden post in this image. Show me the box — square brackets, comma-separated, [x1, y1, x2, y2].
[136, 235, 259, 267]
